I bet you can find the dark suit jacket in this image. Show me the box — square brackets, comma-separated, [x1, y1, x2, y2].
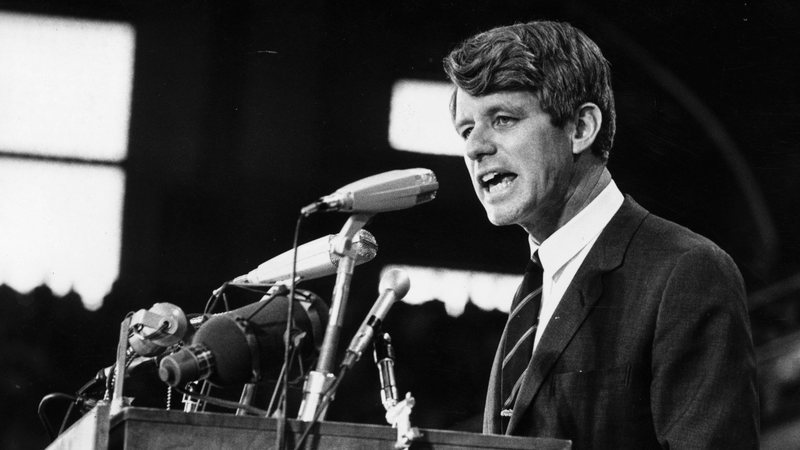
[483, 197, 759, 449]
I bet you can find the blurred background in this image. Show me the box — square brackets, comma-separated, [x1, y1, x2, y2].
[1, 0, 798, 448]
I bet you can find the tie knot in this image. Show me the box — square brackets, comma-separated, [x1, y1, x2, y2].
[521, 254, 544, 297]
[527, 252, 543, 273]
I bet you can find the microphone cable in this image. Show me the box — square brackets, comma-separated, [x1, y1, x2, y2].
[276, 213, 305, 450]
[203, 281, 230, 315]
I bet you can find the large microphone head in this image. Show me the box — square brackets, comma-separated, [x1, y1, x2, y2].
[233, 229, 378, 285]
[302, 168, 438, 215]
[158, 290, 328, 387]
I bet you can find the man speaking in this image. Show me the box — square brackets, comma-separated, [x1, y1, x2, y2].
[443, 21, 759, 448]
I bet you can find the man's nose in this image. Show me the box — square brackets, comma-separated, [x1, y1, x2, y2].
[465, 127, 496, 161]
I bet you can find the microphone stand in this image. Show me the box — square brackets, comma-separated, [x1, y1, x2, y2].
[374, 333, 421, 449]
[297, 213, 372, 421]
[109, 315, 132, 416]
[236, 383, 258, 416]
[182, 380, 210, 412]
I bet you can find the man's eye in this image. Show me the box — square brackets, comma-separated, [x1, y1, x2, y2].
[460, 127, 473, 139]
[495, 116, 515, 126]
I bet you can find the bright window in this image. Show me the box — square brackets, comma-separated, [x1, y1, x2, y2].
[381, 265, 522, 317]
[0, 12, 135, 309]
[388, 79, 464, 156]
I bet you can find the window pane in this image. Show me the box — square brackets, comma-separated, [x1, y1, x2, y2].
[380, 265, 522, 316]
[388, 79, 464, 156]
[0, 12, 135, 161]
[0, 159, 124, 310]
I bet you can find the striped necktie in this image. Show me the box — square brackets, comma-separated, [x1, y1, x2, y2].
[500, 257, 544, 421]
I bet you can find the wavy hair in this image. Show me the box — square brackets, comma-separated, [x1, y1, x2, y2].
[443, 21, 616, 160]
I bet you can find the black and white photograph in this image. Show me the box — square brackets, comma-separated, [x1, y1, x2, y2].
[0, 1, 798, 448]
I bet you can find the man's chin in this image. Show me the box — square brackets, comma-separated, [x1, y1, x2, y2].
[484, 209, 517, 227]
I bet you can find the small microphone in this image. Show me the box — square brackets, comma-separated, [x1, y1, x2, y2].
[232, 229, 378, 285]
[129, 302, 189, 356]
[95, 353, 159, 385]
[374, 332, 399, 410]
[301, 168, 438, 216]
[341, 269, 410, 369]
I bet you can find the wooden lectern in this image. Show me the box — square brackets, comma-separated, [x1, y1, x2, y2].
[48, 404, 571, 449]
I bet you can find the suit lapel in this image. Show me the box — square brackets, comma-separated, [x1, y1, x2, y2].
[483, 334, 505, 433]
[506, 196, 649, 434]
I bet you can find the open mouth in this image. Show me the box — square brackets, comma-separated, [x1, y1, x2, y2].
[480, 171, 517, 194]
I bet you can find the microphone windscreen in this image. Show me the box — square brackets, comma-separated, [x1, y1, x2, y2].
[191, 293, 328, 386]
[350, 229, 378, 263]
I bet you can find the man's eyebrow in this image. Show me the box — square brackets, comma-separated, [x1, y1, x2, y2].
[454, 116, 471, 130]
[491, 101, 527, 116]
[454, 102, 527, 129]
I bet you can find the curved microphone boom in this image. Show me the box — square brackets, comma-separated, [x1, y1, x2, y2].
[158, 291, 329, 387]
[301, 168, 438, 216]
[232, 229, 378, 285]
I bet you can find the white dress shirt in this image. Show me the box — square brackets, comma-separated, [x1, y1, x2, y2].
[528, 180, 624, 352]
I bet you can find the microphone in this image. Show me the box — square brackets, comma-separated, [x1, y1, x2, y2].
[373, 332, 399, 410]
[95, 354, 160, 386]
[341, 269, 410, 369]
[232, 229, 378, 285]
[158, 291, 328, 387]
[129, 302, 189, 356]
[301, 168, 438, 215]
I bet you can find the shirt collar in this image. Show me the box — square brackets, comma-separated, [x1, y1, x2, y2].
[528, 180, 624, 274]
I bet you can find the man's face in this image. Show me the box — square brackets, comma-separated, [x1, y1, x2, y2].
[454, 89, 576, 233]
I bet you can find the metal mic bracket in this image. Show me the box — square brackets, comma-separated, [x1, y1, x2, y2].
[330, 213, 373, 256]
[296, 369, 335, 421]
[373, 332, 420, 449]
[385, 392, 422, 450]
[182, 380, 210, 412]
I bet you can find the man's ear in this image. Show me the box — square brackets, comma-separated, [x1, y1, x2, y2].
[572, 103, 602, 156]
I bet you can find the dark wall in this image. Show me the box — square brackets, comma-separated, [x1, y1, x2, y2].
[2, 1, 800, 448]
